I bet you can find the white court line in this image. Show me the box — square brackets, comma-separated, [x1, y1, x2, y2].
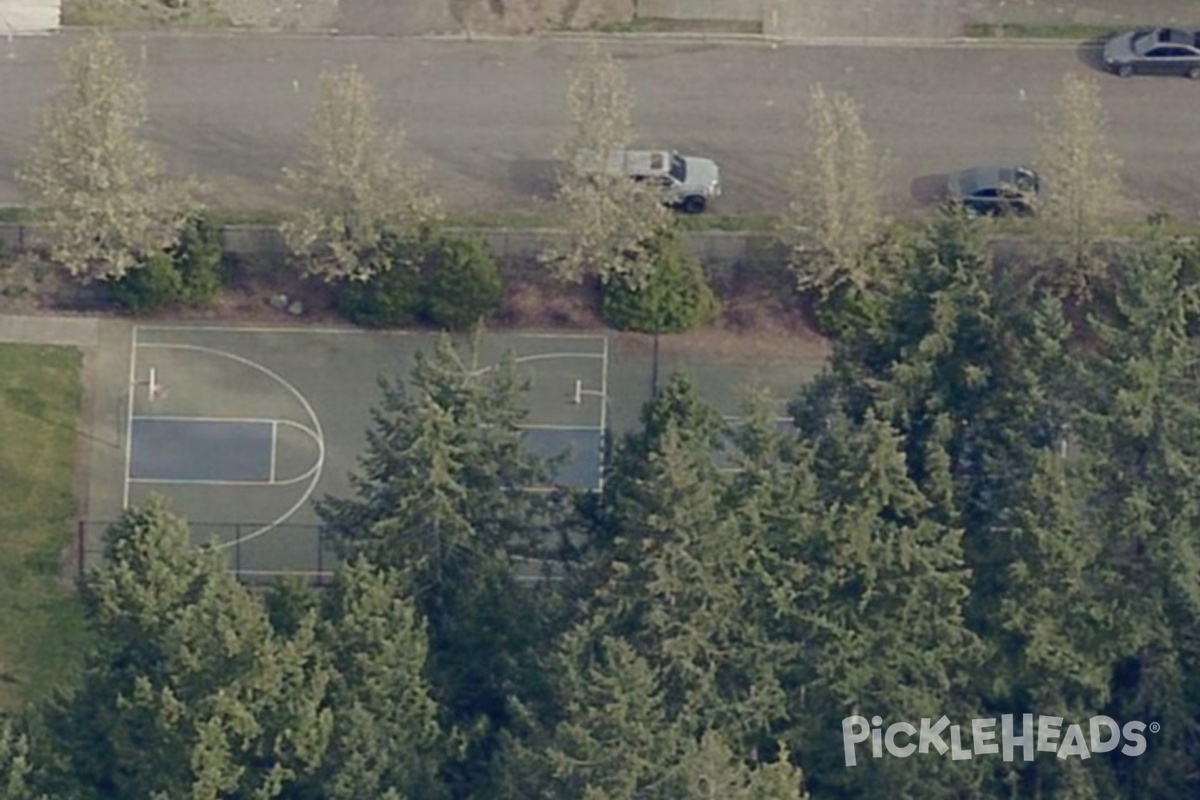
[138, 343, 326, 549]
[133, 414, 279, 425]
[507, 332, 608, 342]
[520, 424, 605, 432]
[129, 415, 321, 484]
[468, 350, 605, 378]
[134, 324, 415, 336]
[130, 415, 320, 443]
[597, 335, 609, 493]
[122, 327, 138, 509]
[129, 457, 321, 488]
[517, 352, 604, 361]
[134, 324, 607, 343]
[132, 478, 288, 487]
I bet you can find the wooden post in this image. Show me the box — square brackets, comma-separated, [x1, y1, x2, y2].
[77, 519, 86, 580]
[317, 525, 324, 584]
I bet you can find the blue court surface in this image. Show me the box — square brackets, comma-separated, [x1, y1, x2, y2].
[521, 427, 605, 490]
[130, 418, 274, 482]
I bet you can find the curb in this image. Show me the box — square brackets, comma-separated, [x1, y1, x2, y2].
[421, 31, 1095, 49]
[58, 24, 1103, 50]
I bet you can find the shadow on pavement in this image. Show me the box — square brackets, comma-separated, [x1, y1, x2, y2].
[1075, 41, 1111, 75]
[911, 173, 950, 209]
[507, 158, 561, 201]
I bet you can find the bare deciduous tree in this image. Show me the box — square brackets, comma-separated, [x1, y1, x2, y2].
[1036, 71, 1122, 293]
[785, 84, 887, 295]
[542, 45, 672, 287]
[281, 64, 442, 282]
[18, 32, 197, 281]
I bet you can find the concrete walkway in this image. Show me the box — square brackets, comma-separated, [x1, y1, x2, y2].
[331, 0, 1200, 40]
[0, 314, 99, 347]
[767, 0, 965, 40]
[0, 313, 133, 526]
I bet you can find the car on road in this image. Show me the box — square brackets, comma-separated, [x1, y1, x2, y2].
[946, 166, 1040, 217]
[1102, 27, 1200, 78]
[604, 149, 722, 214]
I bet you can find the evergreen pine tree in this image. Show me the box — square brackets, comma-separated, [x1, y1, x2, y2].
[318, 557, 447, 800]
[594, 375, 786, 743]
[42, 497, 333, 800]
[316, 334, 574, 795]
[1066, 240, 1200, 797]
[0, 716, 45, 800]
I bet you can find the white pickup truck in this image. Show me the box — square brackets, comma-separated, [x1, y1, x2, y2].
[600, 149, 722, 214]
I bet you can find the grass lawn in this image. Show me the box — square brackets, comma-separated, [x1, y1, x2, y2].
[0, 344, 90, 711]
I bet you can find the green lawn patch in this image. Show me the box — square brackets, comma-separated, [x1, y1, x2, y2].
[1113, 217, 1200, 239]
[590, 17, 657, 34]
[0, 206, 791, 239]
[445, 210, 781, 232]
[446, 210, 563, 229]
[677, 213, 780, 232]
[0, 344, 90, 711]
[964, 22, 1121, 41]
[5, 204, 1196, 243]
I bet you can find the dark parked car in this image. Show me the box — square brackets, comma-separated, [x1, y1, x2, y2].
[947, 166, 1040, 217]
[1102, 27, 1200, 78]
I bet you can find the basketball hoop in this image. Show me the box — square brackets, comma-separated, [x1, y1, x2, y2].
[134, 368, 168, 402]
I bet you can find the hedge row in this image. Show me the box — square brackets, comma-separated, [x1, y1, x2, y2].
[101, 219, 724, 335]
[339, 233, 504, 331]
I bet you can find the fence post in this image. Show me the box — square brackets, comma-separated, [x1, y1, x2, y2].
[235, 523, 242, 581]
[77, 519, 85, 580]
[651, 333, 661, 398]
[316, 526, 324, 584]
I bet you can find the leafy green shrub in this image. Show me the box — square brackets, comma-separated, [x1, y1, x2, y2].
[110, 252, 183, 315]
[420, 235, 504, 331]
[174, 214, 225, 308]
[601, 230, 719, 333]
[108, 213, 227, 314]
[338, 237, 424, 328]
[810, 281, 881, 340]
[340, 233, 504, 331]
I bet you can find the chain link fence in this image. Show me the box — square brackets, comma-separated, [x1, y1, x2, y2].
[76, 519, 572, 586]
[77, 519, 338, 586]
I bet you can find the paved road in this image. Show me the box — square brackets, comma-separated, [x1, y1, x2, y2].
[1, 33, 1198, 220]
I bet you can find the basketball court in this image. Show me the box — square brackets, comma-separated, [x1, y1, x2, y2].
[81, 325, 611, 581]
[77, 322, 826, 583]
